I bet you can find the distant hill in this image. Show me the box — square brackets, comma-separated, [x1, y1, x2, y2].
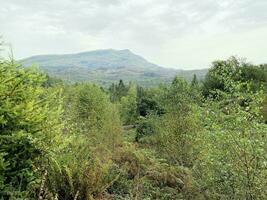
[21, 49, 208, 86]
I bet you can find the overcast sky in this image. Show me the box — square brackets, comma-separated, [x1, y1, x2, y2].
[1, 0, 267, 69]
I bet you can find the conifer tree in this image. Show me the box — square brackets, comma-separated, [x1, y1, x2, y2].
[0, 58, 62, 198]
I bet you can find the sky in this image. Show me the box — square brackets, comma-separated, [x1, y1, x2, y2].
[1, 0, 267, 69]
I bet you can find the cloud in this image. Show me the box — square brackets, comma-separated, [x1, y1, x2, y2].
[1, 0, 267, 69]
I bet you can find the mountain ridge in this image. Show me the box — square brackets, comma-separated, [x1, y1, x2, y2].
[21, 49, 208, 86]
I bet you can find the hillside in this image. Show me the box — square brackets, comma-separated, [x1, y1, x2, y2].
[21, 49, 208, 86]
[2, 53, 267, 199]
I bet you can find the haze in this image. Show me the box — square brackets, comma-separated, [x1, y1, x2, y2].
[1, 0, 267, 69]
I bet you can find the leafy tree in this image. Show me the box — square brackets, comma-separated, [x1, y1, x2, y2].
[154, 77, 201, 166]
[120, 85, 138, 124]
[137, 91, 165, 117]
[203, 57, 267, 98]
[202, 57, 240, 97]
[135, 117, 157, 142]
[239, 64, 267, 91]
[76, 84, 109, 129]
[196, 65, 267, 199]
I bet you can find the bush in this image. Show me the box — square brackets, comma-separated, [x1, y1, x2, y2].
[135, 118, 157, 142]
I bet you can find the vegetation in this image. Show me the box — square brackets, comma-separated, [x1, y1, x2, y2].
[1, 50, 266, 199]
[21, 49, 208, 87]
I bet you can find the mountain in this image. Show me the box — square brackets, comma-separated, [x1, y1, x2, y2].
[21, 49, 208, 86]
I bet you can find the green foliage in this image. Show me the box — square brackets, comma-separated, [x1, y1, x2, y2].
[191, 74, 198, 87]
[42, 74, 63, 87]
[120, 84, 138, 125]
[76, 84, 109, 129]
[40, 82, 124, 199]
[0, 59, 62, 199]
[263, 96, 267, 122]
[239, 64, 267, 91]
[202, 57, 240, 97]
[137, 89, 165, 117]
[2, 52, 266, 200]
[111, 144, 201, 200]
[203, 56, 267, 98]
[136, 117, 157, 142]
[45, 136, 120, 200]
[195, 61, 267, 199]
[196, 107, 267, 199]
[151, 77, 201, 166]
[109, 80, 129, 102]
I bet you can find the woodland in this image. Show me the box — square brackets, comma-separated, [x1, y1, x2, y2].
[0, 53, 267, 199]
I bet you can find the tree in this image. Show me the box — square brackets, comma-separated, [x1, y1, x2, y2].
[109, 80, 129, 102]
[137, 88, 165, 117]
[191, 74, 198, 87]
[120, 85, 138, 124]
[202, 57, 240, 98]
[76, 84, 109, 129]
[45, 83, 123, 200]
[154, 76, 201, 166]
[196, 62, 267, 199]
[0, 59, 62, 198]
[202, 57, 267, 98]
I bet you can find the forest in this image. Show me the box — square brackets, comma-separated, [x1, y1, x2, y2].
[0, 52, 267, 200]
